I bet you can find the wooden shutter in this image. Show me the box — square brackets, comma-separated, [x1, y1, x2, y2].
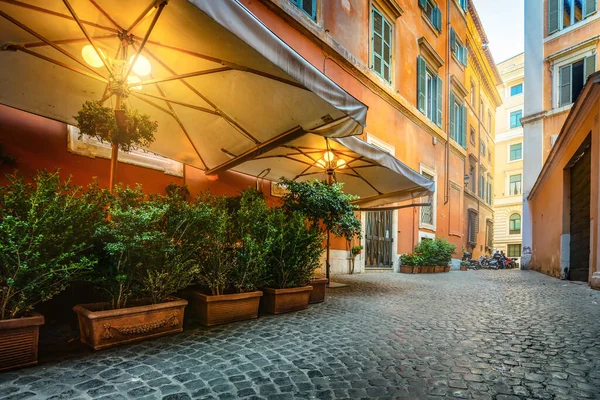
[419, 0, 427, 10]
[434, 7, 442, 32]
[372, 8, 384, 77]
[461, 46, 468, 66]
[449, 92, 456, 141]
[461, 104, 467, 148]
[584, 54, 597, 82]
[450, 28, 456, 52]
[462, 0, 469, 12]
[436, 76, 443, 127]
[417, 56, 427, 114]
[559, 64, 572, 107]
[548, 0, 560, 35]
[584, 0, 598, 18]
[382, 18, 392, 82]
[301, 0, 316, 20]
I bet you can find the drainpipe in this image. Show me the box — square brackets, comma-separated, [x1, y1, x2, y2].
[444, 0, 451, 205]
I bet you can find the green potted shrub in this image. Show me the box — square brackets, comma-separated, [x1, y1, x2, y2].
[0, 171, 101, 370]
[460, 261, 470, 271]
[182, 190, 270, 326]
[73, 186, 197, 350]
[400, 254, 423, 274]
[414, 238, 456, 273]
[414, 240, 435, 274]
[280, 178, 361, 302]
[261, 209, 324, 314]
[436, 239, 456, 273]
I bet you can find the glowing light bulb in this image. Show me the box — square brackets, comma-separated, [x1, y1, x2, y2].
[317, 159, 327, 169]
[336, 159, 346, 169]
[127, 75, 142, 90]
[82, 44, 104, 68]
[129, 54, 151, 76]
[323, 151, 335, 162]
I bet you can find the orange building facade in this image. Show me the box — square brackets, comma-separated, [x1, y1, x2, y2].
[0, 0, 500, 274]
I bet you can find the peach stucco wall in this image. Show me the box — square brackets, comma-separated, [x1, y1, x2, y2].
[530, 97, 600, 278]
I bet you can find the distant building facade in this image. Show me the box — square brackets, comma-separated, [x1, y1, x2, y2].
[493, 53, 524, 262]
[523, 0, 598, 271]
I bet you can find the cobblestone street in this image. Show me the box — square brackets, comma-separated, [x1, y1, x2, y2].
[1, 270, 600, 400]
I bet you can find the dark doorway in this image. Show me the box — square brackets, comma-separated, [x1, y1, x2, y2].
[365, 210, 394, 269]
[569, 138, 591, 282]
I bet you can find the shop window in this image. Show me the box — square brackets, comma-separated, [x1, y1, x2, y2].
[417, 56, 443, 127]
[450, 91, 467, 148]
[507, 244, 522, 257]
[548, 0, 597, 34]
[371, 6, 393, 83]
[509, 213, 521, 234]
[290, 0, 317, 20]
[510, 110, 523, 129]
[510, 83, 523, 96]
[509, 174, 522, 195]
[509, 143, 522, 161]
[559, 55, 597, 107]
[419, 0, 442, 32]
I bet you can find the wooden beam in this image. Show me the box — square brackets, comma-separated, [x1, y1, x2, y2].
[206, 126, 306, 175]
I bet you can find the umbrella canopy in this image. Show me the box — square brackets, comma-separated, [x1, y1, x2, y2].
[228, 133, 435, 208]
[0, 0, 367, 170]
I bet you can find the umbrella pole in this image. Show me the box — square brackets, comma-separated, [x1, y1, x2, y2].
[109, 94, 122, 193]
[326, 170, 333, 281]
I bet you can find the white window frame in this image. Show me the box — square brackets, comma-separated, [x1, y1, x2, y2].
[418, 231, 436, 243]
[508, 109, 523, 130]
[419, 164, 437, 231]
[551, 45, 596, 109]
[507, 82, 524, 97]
[366, 133, 395, 154]
[507, 172, 523, 197]
[507, 141, 523, 163]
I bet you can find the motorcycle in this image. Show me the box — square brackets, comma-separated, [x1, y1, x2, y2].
[462, 252, 481, 269]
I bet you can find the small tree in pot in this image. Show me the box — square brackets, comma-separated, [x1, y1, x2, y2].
[73, 186, 198, 350]
[0, 170, 104, 370]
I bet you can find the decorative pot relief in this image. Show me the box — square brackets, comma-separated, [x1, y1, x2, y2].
[101, 312, 179, 340]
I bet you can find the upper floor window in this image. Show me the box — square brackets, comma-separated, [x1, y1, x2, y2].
[290, 0, 317, 21]
[508, 244, 522, 257]
[450, 28, 468, 67]
[470, 125, 476, 145]
[559, 55, 597, 107]
[417, 56, 443, 127]
[487, 111, 492, 132]
[509, 213, 521, 235]
[468, 209, 478, 245]
[510, 83, 523, 96]
[468, 160, 476, 193]
[509, 143, 522, 161]
[457, 0, 469, 12]
[509, 174, 522, 195]
[420, 169, 436, 229]
[470, 79, 476, 106]
[371, 6, 393, 83]
[488, 150, 492, 162]
[480, 100, 484, 119]
[450, 91, 467, 148]
[419, 0, 442, 32]
[548, 0, 597, 35]
[479, 170, 486, 199]
[510, 110, 523, 129]
[480, 139, 486, 156]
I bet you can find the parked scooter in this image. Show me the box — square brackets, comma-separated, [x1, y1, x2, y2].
[462, 252, 481, 269]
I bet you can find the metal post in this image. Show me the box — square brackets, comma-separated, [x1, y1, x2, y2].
[326, 170, 333, 281]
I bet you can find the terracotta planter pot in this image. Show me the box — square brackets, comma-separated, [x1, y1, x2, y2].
[0, 313, 44, 372]
[422, 266, 433, 274]
[181, 291, 262, 326]
[413, 266, 421, 274]
[309, 278, 328, 304]
[400, 266, 415, 274]
[445, 266, 451, 273]
[73, 297, 187, 351]
[460, 265, 468, 271]
[434, 266, 444, 273]
[261, 286, 312, 314]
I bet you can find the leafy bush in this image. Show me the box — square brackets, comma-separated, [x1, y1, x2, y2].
[227, 190, 274, 293]
[400, 253, 423, 267]
[266, 210, 324, 289]
[94, 186, 200, 308]
[413, 238, 456, 267]
[0, 171, 104, 320]
[280, 178, 361, 240]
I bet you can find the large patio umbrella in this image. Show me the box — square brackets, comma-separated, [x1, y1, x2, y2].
[0, 0, 367, 188]
[218, 133, 435, 279]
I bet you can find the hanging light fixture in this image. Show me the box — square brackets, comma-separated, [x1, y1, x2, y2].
[81, 44, 104, 68]
[316, 150, 346, 173]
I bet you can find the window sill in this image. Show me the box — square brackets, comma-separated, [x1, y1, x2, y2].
[452, 54, 466, 70]
[451, 0, 468, 21]
[547, 104, 573, 117]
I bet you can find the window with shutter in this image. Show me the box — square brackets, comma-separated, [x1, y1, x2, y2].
[449, 91, 456, 141]
[371, 7, 393, 83]
[549, 0, 597, 34]
[420, 171, 435, 227]
[418, 56, 442, 126]
[417, 56, 427, 113]
[584, 0, 598, 18]
[436, 76, 443, 127]
[461, 103, 467, 148]
[559, 64, 573, 107]
[468, 209, 478, 245]
[290, 0, 317, 21]
[421, 0, 443, 33]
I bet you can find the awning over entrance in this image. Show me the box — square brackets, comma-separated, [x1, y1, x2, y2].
[0, 0, 367, 170]
[227, 133, 435, 208]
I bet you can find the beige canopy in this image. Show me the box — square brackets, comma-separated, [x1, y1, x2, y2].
[0, 0, 367, 170]
[230, 133, 435, 208]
